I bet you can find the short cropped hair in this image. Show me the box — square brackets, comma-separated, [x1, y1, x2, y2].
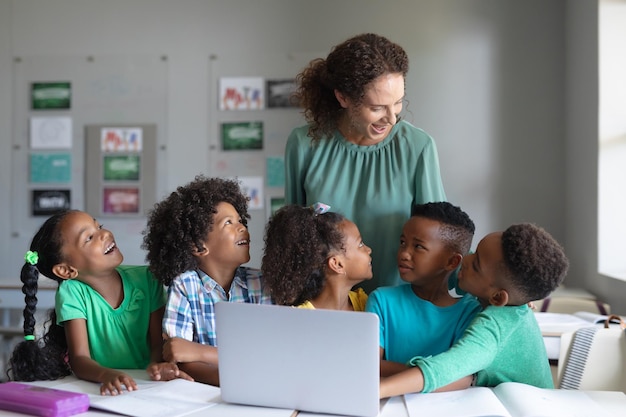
[411, 202, 475, 255]
[501, 223, 569, 303]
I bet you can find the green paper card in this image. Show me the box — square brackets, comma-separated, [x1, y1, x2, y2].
[30, 153, 71, 183]
[32, 82, 71, 110]
[221, 121, 263, 151]
[103, 155, 140, 181]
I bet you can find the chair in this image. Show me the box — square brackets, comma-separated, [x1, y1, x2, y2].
[557, 315, 626, 392]
[538, 297, 611, 315]
[535, 286, 611, 315]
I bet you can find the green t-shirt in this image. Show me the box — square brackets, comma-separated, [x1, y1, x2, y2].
[410, 305, 554, 392]
[285, 120, 447, 292]
[56, 265, 166, 369]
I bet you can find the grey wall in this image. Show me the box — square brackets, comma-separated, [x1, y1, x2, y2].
[564, 1, 626, 314]
[0, 0, 623, 314]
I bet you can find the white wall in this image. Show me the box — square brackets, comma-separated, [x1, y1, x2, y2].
[0, 0, 622, 313]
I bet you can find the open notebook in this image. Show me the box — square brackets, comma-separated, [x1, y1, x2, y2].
[215, 302, 380, 417]
[403, 382, 620, 417]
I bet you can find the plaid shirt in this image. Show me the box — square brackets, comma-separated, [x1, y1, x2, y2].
[163, 266, 272, 346]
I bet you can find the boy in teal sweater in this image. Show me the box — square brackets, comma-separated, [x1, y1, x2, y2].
[380, 223, 569, 398]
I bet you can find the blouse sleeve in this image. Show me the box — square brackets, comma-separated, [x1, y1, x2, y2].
[414, 136, 447, 204]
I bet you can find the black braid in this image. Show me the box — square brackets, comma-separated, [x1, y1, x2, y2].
[6, 211, 73, 381]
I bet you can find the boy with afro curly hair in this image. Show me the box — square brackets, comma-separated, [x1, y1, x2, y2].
[142, 175, 271, 385]
[380, 223, 569, 398]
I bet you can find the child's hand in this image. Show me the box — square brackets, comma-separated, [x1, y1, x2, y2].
[163, 337, 201, 363]
[99, 370, 138, 395]
[147, 361, 194, 382]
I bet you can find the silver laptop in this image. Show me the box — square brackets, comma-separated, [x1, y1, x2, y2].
[215, 302, 380, 417]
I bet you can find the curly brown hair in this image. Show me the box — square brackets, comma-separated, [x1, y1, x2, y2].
[261, 204, 346, 306]
[501, 223, 569, 303]
[294, 33, 409, 142]
[142, 175, 250, 286]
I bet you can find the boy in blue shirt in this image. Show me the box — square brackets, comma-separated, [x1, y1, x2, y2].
[380, 223, 569, 397]
[366, 202, 481, 375]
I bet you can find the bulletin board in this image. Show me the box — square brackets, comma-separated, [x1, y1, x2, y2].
[84, 124, 157, 218]
[10, 55, 168, 267]
[206, 52, 318, 267]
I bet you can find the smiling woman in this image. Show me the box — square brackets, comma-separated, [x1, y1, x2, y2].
[285, 33, 447, 293]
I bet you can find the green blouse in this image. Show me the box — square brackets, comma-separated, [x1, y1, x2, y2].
[285, 120, 446, 292]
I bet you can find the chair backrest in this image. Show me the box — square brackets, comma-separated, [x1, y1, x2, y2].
[538, 296, 611, 315]
[557, 316, 626, 393]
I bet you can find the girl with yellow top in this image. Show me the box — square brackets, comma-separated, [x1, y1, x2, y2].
[262, 203, 372, 311]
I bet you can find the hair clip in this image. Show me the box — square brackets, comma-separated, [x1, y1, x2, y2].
[24, 335, 35, 341]
[24, 250, 39, 266]
[311, 202, 331, 215]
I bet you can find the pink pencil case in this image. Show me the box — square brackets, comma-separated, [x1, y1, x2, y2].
[0, 382, 90, 417]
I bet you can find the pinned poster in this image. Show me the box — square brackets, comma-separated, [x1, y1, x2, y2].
[266, 156, 285, 187]
[30, 116, 72, 149]
[219, 77, 264, 110]
[100, 127, 143, 152]
[266, 79, 298, 108]
[103, 187, 140, 214]
[221, 121, 263, 151]
[236, 176, 264, 210]
[30, 153, 72, 183]
[32, 189, 71, 216]
[103, 155, 141, 181]
[31, 82, 71, 110]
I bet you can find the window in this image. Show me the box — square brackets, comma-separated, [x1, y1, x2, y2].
[598, 0, 626, 280]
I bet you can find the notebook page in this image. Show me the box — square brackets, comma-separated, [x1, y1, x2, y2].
[404, 387, 511, 417]
[494, 382, 617, 417]
[200, 403, 296, 417]
[51, 378, 221, 417]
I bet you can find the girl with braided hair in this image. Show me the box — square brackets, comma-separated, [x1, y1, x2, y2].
[8, 210, 189, 394]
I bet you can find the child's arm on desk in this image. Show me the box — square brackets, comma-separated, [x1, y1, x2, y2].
[178, 362, 220, 386]
[162, 336, 218, 364]
[146, 308, 193, 382]
[380, 359, 410, 376]
[161, 337, 220, 385]
[65, 319, 138, 396]
[380, 366, 473, 398]
[380, 366, 425, 398]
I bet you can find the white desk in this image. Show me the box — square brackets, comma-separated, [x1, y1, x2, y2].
[3, 370, 625, 417]
[534, 312, 602, 360]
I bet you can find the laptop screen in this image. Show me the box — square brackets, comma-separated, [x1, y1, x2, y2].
[216, 302, 380, 417]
